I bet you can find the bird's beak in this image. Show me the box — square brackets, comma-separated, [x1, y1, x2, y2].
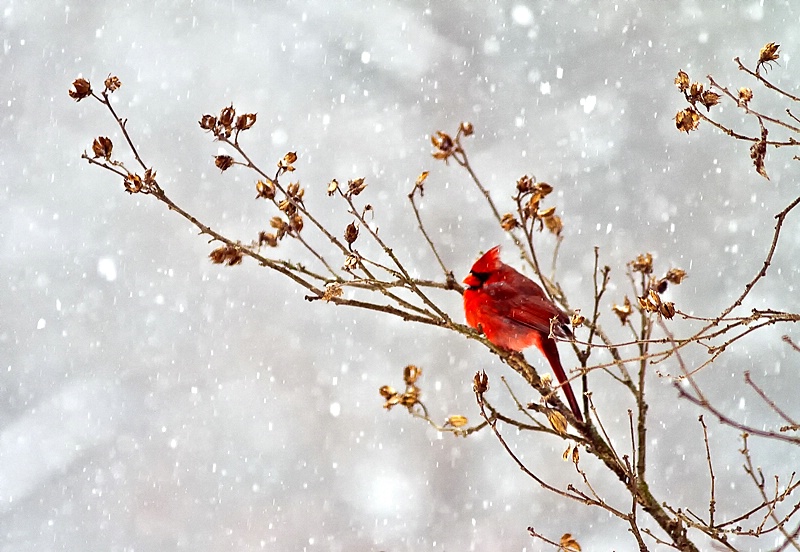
[463, 272, 480, 289]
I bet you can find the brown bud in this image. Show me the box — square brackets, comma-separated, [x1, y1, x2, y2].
[459, 121, 474, 136]
[283, 151, 298, 165]
[403, 365, 422, 385]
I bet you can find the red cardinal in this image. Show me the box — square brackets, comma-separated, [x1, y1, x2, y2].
[463, 246, 583, 422]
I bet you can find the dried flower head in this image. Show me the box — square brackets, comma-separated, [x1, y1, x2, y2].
[124, 173, 143, 194]
[688, 81, 704, 104]
[347, 178, 367, 197]
[256, 179, 276, 200]
[459, 121, 474, 136]
[738, 87, 753, 107]
[560, 533, 582, 552]
[214, 155, 235, 172]
[631, 252, 653, 274]
[104, 75, 122, 92]
[92, 136, 113, 160]
[69, 78, 92, 101]
[219, 105, 236, 128]
[431, 130, 456, 161]
[473, 371, 489, 394]
[322, 283, 343, 302]
[209, 245, 244, 266]
[665, 268, 687, 284]
[675, 108, 700, 133]
[199, 114, 217, 131]
[500, 213, 519, 231]
[700, 90, 721, 111]
[342, 253, 361, 271]
[543, 211, 563, 235]
[659, 301, 676, 319]
[344, 221, 359, 246]
[327, 179, 339, 196]
[612, 296, 632, 325]
[750, 133, 769, 180]
[289, 214, 304, 233]
[758, 42, 780, 72]
[403, 364, 422, 385]
[258, 231, 278, 247]
[571, 311, 586, 327]
[674, 70, 690, 92]
[235, 113, 257, 131]
[516, 175, 535, 193]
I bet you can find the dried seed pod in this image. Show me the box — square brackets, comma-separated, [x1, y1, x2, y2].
[403, 365, 422, 385]
[92, 136, 113, 160]
[104, 75, 122, 92]
[473, 371, 489, 394]
[344, 222, 359, 245]
[214, 155, 234, 171]
[446, 415, 468, 428]
[69, 78, 92, 101]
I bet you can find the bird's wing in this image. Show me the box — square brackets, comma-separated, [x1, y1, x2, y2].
[482, 277, 570, 337]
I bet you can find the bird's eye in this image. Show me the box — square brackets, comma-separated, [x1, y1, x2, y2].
[470, 271, 490, 283]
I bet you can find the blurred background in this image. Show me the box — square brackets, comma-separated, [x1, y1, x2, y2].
[2, 1, 799, 550]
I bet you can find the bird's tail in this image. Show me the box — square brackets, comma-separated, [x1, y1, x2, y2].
[540, 337, 583, 422]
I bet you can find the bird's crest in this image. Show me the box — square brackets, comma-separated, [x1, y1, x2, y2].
[470, 245, 502, 274]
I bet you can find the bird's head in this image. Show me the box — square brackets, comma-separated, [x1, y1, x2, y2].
[463, 245, 502, 290]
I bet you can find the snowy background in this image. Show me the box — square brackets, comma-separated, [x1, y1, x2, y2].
[2, 1, 799, 550]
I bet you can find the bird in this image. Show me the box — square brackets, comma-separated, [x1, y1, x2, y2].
[462, 245, 583, 422]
